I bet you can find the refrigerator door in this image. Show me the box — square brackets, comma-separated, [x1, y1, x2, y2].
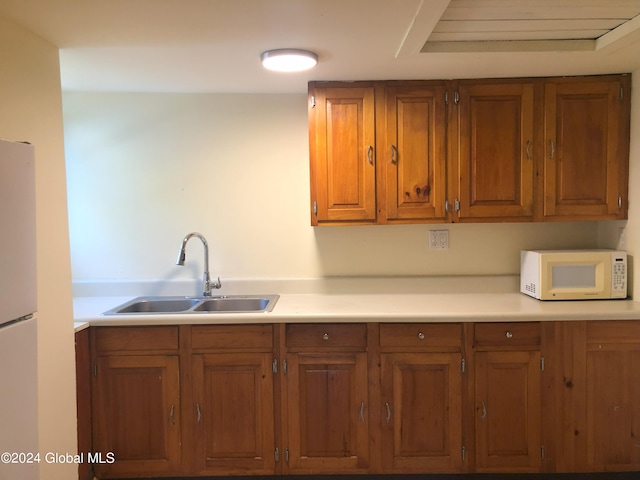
[0, 317, 38, 480]
[0, 139, 37, 324]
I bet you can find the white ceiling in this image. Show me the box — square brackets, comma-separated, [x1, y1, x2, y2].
[1, 0, 639, 94]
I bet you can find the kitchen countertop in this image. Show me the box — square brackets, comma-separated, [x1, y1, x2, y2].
[73, 290, 640, 331]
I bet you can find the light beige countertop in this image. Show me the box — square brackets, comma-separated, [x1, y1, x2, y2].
[73, 275, 640, 331]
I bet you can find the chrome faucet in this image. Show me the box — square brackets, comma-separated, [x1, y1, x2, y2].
[175, 232, 221, 296]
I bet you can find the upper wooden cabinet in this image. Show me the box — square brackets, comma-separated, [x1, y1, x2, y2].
[384, 83, 448, 222]
[452, 80, 536, 222]
[309, 84, 376, 225]
[308, 74, 631, 225]
[543, 76, 630, 220]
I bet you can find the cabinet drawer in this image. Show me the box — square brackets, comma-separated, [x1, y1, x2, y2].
[474, 322, 540, 348]
[587, 320, 640, 345]
[286, 324, 367, 349]
[380, 323, 461, 348]
[93, 326, 179, 352]
[191, 324, 273, 350]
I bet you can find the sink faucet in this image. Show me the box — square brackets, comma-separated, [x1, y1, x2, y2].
[175, 232, 221, 296]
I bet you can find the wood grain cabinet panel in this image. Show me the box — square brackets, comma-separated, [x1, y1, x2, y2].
[91, 354, 181, 477]
[543, 76, 630, 220]
[380, 352, 463, 472]
[455, 81, 535, 221]
[384, 83, 448, 222]
[191, 352, 276, 475]
[309, 83, 377, 224]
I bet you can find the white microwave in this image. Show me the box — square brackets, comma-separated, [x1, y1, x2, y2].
[520, 249, 627, 300]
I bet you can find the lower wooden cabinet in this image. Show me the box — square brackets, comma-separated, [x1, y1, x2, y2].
[283, 323, 369, 473]
[92, 354, 181, 476]
[379, 323, 463, 473]
[471, 323, 543, 472]
[83, 320, 640, 478]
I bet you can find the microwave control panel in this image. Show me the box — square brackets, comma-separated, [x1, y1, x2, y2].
[611, 254, 627, 297]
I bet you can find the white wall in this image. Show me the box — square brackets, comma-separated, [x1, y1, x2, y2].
[0, 17, 76, 480]
[64, 91, 604, 288]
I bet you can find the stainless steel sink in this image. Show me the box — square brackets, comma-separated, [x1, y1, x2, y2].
[103, 295, 279, 315]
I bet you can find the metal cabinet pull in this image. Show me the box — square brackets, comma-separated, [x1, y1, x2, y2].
[360, 401, 365, 423]
[548, 140, 555, 159]
[418, 332, 425, 340]
[390, 144, 398, 165]
[480, 400, 487, 420]
[322, 333, 329, 341]
[169, 404, 176, 425]
[367, 145, 374, 166]
[526, 140, 532, 159]
[505, 331, 513, 339]
[196, 403, 202, 424]
[385, 402, 391, 423]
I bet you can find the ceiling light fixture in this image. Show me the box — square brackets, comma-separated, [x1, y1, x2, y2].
[261, 49, 318, 72]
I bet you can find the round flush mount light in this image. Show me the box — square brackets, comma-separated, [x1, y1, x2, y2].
[261, 49, 318, 72]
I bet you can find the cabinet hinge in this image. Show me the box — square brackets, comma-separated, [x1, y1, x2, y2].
[619, 87, 624, 101]
[445, 199, 449, 214]
[274, 447, 280, 462]
[618, 195, 623, 209]
[541, 445, 545, 460]
[461, 358, 466, 373]
[272, 358, 278, 374]
[454, 91, 460, 105]
[285, 447, 289, 463]
[454, 198, 460, 212]
[283, 359, 288, 375]
[445, 91, 449, 105]
[313, 201, 318, 216]
[540, 357, 545, 372]
[311, 95, 316, 108]
[462, 445, 466, 461]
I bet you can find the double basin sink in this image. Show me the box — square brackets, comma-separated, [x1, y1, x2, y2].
[103, 294, 279, 315]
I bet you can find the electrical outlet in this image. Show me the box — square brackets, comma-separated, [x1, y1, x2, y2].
[429, 229, 449, 249]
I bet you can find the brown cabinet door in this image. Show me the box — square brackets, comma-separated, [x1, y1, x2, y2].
[456, 81, 535, 221]
[309, 84, 376, 224]
[191, 352, 276, 475]
[92, 355, 181, 476]
[544, 78, 628, 219]
[474, 350, 542, 472]
[384, 84, 448, 221]
[285, 352, 369, 473]
[584, 322, 640, 471]
[380, 352, 463, 472]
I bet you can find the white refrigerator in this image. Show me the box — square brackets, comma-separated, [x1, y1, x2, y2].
[0, 139, 39, 480]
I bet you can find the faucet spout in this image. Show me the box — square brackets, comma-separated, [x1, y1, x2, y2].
[175, 232, 221, 296]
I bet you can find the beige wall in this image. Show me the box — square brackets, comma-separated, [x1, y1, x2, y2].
[64, 91, 611, 287]
[0, 17, 76, 480]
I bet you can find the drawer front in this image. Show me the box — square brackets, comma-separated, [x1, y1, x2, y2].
[380, 323, 462, 348]
[474, 322, 540, 348]
[587, 320, 640, 345]
[191, 324, 273, 350]
[286, 324, 367, 349]
[94, 326, 179, 352]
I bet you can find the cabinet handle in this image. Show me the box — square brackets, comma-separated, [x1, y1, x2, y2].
[390, 144, 398, 165]
[505, 331, 513, 339]
[385, 402, 391, 423]
[169, 404, 176, 425]
[367, 145, 374, 166]
[322, 333, 329, 341]
[196, 403, 202, 424]
[480, 400, 487, 420]
[526, 140, 532, 159]
[418, 332, 425, 340]
[548, 140, 555, 159]
[360, 401, 365, 423]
